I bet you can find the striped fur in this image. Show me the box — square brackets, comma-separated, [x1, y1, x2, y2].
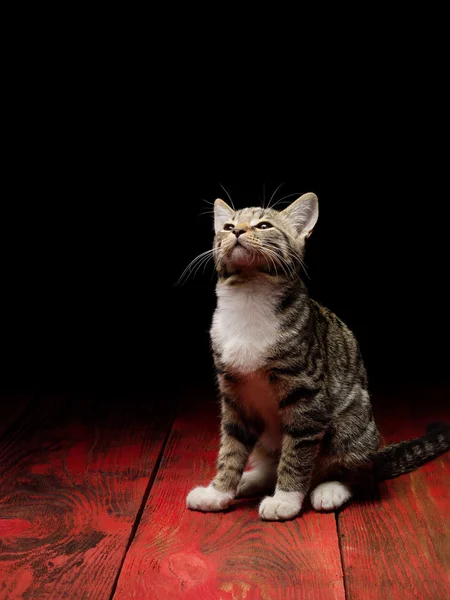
[186, 193, 450, 520]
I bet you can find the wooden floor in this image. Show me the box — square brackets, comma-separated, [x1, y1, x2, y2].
[0, 384, 449, 599]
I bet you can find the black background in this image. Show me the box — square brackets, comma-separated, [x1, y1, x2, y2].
[2, 0, 449, 404]
[2, 155, 448, 396]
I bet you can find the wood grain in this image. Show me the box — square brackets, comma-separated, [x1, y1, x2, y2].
[338, 384, 450, 600]
[0, 393, 175, 599]
[115, 390, 346, 600]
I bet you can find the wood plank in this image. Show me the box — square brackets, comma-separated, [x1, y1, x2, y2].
[338, 384, 450, 600]
[115, 389, 346, 600]
[0, 393, 175, 600]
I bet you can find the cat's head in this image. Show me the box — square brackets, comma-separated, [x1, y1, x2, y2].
[213, 193, 318, 278]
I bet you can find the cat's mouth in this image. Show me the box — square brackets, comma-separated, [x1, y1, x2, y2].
[224, 240, 262, 269]
[229, 245, 251, 264]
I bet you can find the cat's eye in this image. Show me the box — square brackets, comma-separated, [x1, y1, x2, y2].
[255, 222, 273, 230]
[223, 224, 234, 231]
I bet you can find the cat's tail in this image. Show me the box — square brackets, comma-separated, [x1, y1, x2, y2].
[371, 422, 450, 481]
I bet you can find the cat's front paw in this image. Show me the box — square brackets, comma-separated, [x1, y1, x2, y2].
[259, 491, 304, 521]
[186, 484, 234, 512]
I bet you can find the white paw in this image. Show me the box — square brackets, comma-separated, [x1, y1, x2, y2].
[310, 481, 352, 511]
[186, 484, 234, 512]
[236, 469, 276, 498]
[259, 491, 304, 521]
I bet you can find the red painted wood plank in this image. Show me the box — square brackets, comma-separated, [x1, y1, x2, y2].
[338, 384, 450, 600]
[0, 393, 175, 599]
[115, 389, 346, 600]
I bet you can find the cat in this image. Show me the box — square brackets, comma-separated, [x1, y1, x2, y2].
[186, 192, 450, 521]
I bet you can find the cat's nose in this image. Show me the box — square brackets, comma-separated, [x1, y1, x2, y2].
[233, 228, 246, 238]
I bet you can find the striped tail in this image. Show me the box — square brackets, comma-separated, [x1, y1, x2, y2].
[371, 422, 450, 481]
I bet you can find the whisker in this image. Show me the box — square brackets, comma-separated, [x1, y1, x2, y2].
[272, 252, 293, 279]
[255, 246, 278, 276]
[273, 247, 300, 280]
[256, 244, 296, 279]
[218, 183, 236, 211]
[267, 182, 285, 210]
[189, 255, 216, 282]
[247, 251, 258, 269]
[298, 257, 310, 279]
[176, 249, 217, 285]
[269, 192, 302, 211]
[282, 245, 310, 279]
[194, 254, 216, 278]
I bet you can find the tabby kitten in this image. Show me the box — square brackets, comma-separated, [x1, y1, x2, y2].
[186, 193, 450, 521]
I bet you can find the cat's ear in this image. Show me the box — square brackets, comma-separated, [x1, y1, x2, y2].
[281, 192, 318, 238]
[214, 198, 234, 233]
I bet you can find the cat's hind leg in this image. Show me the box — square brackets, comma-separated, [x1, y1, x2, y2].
[310, 481, 352, 511]
[236, 443, 278, 498]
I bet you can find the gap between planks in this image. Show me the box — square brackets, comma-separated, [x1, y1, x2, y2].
[109, 407, 177, 600]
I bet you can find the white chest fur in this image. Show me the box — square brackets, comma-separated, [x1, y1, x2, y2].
[211, 281, 282, 374]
